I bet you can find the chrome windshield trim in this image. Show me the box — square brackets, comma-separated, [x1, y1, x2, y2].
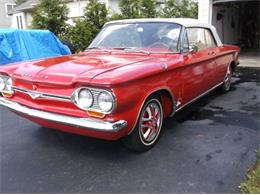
[13, 87, 71, 102]
[0, 97, 127, 132]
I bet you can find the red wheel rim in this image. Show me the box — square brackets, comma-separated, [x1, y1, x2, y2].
[140, 101, 162, 144]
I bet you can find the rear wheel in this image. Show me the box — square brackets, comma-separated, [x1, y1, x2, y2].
[122, 96, 164, 152]
[220, 65, 233, 92]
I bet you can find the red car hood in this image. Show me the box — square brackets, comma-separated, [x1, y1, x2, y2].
[6, 53, 152, 86]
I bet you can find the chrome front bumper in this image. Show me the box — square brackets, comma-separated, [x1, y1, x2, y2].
[0, 97, 127, 132]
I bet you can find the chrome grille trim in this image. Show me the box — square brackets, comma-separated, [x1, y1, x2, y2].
[13, 87, 71, 102]
[13, 86, 116, 114]
[89, 88, 101, 110]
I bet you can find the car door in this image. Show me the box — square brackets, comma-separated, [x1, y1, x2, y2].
[203, 28, 219, 88]
[180, 28, 217, 105]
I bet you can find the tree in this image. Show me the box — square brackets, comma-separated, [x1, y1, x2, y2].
[84, 0, 108, 35]
[109, 13, 124, 21]
[162, 0, 198, 18]
[116, 0, 158, 19]
[15, 0, 27, 6]
[161, 0, 179, 18]
[66, 20, 92, 52]
[65, 0, 109, 52]
[178, 0, 198, 18]
[140, 0, 157, 18]
[31, 0, 69, 36]
[118, 0, 141, 19]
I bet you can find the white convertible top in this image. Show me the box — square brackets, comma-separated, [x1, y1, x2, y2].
[105, 18, 223, 46]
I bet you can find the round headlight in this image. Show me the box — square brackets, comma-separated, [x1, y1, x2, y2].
[98, 91, 114, 112]
[0, 77, 5, 91]
[6, 78, 13, 92]
[77, 89, 93, 109]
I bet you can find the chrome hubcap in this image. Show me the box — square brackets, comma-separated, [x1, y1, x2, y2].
[224, 66, 232, 90]
[140, 102, 162, 143]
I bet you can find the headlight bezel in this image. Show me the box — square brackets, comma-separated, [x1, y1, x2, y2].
[0, 75, 14, 95]
[0, 77, 5, 91]
[71, 87, 116, 114]
[6, 77, 13, 92]
[97, 91, 114, 113]
[72, 88, 94, 110]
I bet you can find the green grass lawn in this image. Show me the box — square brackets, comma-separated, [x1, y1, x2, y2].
[240, 147, 260, 193]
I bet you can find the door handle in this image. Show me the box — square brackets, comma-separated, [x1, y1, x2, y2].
[208, 51, 215, 55]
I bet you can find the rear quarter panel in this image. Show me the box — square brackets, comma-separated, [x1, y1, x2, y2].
[215, 45, 240, 83]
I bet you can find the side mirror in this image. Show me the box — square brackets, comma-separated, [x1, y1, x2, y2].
[189, 45, 198, 53]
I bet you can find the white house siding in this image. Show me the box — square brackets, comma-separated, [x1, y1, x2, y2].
[66, 0, 120, 24]
[26, 11, 33, 27]
[67, 0, 88, 24]
[198, 0, 213, 24]
[0, 0, 16, 28]
[11, 11, 33, 29]
[8, 0, 163, 29]
[11, 12, 26, 29]
[8, 0, 119, 28]
[106, 0, 120, 14]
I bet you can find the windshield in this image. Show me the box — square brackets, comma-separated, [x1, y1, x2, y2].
[88, 22, 182, 53]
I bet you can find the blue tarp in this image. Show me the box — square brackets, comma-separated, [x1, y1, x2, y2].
[0, 29, 71, 65]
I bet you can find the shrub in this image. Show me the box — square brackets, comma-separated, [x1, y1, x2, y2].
[31, 0, 69, 36]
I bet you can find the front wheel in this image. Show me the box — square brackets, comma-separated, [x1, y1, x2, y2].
[122, 97, 164, 152]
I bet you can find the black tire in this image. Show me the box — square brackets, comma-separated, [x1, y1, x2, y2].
[122, 95, 164, 153]
[220, 65, 233, 93]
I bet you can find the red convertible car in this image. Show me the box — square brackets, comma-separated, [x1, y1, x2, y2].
[0, 18, 239, 152]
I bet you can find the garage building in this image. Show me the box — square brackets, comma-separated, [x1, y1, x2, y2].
[199, 0, 259, 51]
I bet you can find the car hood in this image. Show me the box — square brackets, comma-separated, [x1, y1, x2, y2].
[7, 53, 153, 86]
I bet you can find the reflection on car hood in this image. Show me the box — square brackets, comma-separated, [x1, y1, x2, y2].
[8, 52, 153, 85]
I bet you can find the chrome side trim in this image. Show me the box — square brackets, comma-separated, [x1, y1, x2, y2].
[13, 87, 71, 102]
[128, 82, 224, 135]
[175, 82, 223, 112]
[0, 97, 127, 132]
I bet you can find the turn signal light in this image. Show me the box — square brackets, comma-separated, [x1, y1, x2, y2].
[2, 92, 13, 98]
[87, 111, 105, 118]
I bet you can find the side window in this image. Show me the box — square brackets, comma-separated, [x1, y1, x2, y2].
[187, 28, 207, 51]
[204, 29, 217, 48]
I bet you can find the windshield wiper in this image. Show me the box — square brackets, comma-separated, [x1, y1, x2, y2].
[109, 47, 150, 55]
[149, 51, 180, 54]
[124, 48, 150, 55]
[85, 47, 111, 53]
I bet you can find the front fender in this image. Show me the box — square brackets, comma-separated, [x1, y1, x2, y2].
[108, 70, 180, 137]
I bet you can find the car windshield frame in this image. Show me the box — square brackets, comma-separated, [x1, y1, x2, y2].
[87, 22, 183, 54]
